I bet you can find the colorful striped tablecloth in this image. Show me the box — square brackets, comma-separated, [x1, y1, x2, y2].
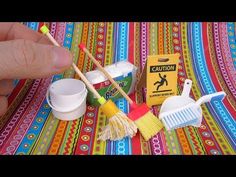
[0, 22, 235, 155]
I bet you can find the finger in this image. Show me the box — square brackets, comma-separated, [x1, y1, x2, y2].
[0, 39, 73, 79]
[0, 22, 52, 45]
[0, 96, 8, 116]
[0, 79, 14, 95]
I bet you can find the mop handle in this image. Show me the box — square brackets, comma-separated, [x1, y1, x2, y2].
[40, 26, 102, 100]
[79, 44, 134, 104]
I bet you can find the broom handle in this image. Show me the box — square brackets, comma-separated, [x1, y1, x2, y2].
[80, 45, 134, 105]
[44, 33, 102, 100]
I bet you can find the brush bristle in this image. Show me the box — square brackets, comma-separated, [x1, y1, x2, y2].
[98, 111, 137, 141]
[135, 111, 163, 141]
[160, 106, 200, 131]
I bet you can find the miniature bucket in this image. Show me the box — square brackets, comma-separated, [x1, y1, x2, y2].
[46, 78, 87, 121]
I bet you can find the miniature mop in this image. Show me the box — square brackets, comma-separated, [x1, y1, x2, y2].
[40, 25, 137, 141]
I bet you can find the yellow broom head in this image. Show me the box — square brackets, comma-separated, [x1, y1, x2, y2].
[98, 100, 137, 141]
[135, 111, 163, 141]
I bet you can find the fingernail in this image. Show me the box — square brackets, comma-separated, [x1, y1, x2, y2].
[53, 47, 72, 69]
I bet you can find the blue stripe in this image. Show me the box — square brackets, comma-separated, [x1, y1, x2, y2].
[13, 80, 19, 86]
[114, 22, 131, 155]
[63, 22, 74, 49]
[27, 22, 38, 31]
[227, 22, 236, 70]
[113, 23, 118, 62]
[190, 22, 236, 149]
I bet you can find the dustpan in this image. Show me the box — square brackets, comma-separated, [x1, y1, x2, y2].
[159, 79, 226, 130]
[159, 79, 201, 129]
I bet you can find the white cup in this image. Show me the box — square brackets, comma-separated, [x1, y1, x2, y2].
[46, 78, 88, 121]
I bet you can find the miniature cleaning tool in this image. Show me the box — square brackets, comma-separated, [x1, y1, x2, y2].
[79, 44, 163, 141]
[46, 79, 87, 121]
[40, 25, 137, 141]
[159, 79, 226, 130]
[159, 79, 194, 128]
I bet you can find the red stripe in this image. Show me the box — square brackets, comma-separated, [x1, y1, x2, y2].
[38, 22, 44, 32]
[74, 106, 97, 155]
[130, 93, 142, 154]
[93, 22, 106, 69]
[64, 120, 77, 154]
[128, 22, 134, 64]
[8, 79, 26, 105]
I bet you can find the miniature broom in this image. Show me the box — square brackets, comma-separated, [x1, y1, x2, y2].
[40, 25, 137, 141]
[79, 43, 164, 141]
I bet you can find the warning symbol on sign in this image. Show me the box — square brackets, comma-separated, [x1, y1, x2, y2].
[153, 73, 172, 93]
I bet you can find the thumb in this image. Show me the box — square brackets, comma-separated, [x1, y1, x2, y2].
[0, 39, 73, 79]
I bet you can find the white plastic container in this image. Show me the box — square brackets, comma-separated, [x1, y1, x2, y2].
[85, 61, 137, 106]
[46, 78, 87, 121]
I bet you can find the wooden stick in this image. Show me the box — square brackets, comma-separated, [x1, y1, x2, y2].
[80, 44, 134, 104]
[45, 33, 102, 100]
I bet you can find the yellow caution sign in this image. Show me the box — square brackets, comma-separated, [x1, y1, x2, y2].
[138, 54, 180, 107]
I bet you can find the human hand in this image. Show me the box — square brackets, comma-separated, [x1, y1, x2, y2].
[0, 22, 73, 116]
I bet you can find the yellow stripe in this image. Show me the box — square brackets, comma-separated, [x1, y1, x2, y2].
[48, 121, 67, 155]
[92, 22, 114, 154]
[31, 113, 60, 154]
[64, 23, 82, 78]
[92, 108, 107, 154]
[176, 129, 192, 154]
[158, 22, 164, 54]
[76, 22, 89, 79]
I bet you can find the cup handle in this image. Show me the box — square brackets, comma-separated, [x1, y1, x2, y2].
[46, 86, 60, 111]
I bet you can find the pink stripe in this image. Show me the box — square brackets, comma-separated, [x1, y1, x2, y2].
[0, 80, 41, 148]
[55, 22, 66, 46]
[50, 22, 57, 37]
[0, 78, 52, 154]
[140, 22, 148, 70]
[213, 22, 236, 99]
[219, 23, 236, 88]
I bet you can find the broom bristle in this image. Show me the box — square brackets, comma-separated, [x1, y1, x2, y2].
[98, 111, 137, 141]
[135, 111, 163, 141]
